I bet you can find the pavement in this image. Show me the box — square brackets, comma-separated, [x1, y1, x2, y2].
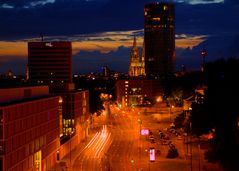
[49, 133, 96, 171]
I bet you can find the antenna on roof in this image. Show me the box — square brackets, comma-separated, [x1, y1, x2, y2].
[40, 34, 44, 42]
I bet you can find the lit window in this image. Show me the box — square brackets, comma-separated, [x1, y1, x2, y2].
[148, 58, 154, 61]
[164, 5, 168, 10]
[125, 85, 129, 87]
[50, 80, 53, 83]
[152, 17, 160, 21]
[125, 81, 129, 84]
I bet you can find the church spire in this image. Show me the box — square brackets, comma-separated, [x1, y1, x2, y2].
[133, 35, 137, 48]
[128, 36, 145, 77]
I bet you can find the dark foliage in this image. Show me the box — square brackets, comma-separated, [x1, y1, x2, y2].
[163, 71, 203, 107]
[74, 76, 115, 113]
[166, 147, 179, 158]
[173, 112, 186, 129]
[190, 58, 239, 170]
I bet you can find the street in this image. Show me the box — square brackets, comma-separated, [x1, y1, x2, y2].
[53, 103, 222, 171]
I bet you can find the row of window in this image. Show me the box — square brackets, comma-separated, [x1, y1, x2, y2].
[5, 133, 59, 171]
[29, 58, 71, 62]
[4, 110, 58, 138]
[3, 98, 58, 122]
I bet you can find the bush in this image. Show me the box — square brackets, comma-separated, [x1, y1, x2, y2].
[166, 148, 179, 158]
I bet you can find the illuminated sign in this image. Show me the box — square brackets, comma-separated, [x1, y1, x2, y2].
[149, 147, 155, 161]
[141, 128, 149, 135]
[45, 42, 53, 47]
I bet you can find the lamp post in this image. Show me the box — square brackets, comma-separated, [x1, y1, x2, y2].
[198, 137, 201, 171]
[156, 96, 162, 122]
[190, 121, 193, 171]
[168, 105, 174, 123]
[200, 48, 208, 72]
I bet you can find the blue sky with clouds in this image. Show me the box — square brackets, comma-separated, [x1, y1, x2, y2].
[0, 0, 239, 74]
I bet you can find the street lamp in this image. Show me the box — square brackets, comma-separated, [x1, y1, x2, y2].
[156, 96, 162, 103]
[156, 96, 162, 115]
[169, 105, 174, 122]
[138, 118, 142, 137]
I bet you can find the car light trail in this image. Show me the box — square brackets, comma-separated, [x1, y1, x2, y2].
[94, 132, 111, 158]
[85, 132, 100, 149]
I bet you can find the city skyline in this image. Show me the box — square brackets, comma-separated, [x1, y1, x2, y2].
[0, 0, 239, 74]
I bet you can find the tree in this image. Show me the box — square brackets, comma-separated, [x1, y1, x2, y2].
[190, 58, 239, 170]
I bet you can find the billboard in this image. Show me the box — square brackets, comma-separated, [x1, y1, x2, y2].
[141, 128, 149, 135]
[149, 147, 155, 161]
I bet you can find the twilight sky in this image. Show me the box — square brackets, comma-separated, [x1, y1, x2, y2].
[0, 0, 239, 74]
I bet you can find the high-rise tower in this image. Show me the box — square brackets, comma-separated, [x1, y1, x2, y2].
[28, 41, 73, 86]
[144, 2, 175, 78]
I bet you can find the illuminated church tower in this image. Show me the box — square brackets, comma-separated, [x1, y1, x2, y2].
[128, 36, 145, 77]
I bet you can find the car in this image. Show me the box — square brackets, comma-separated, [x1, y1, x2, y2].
[151, 139, 155, 143]
[156, 149, 161, 155]
[149, 130, 153, 135]
[149, 134, 154, 139]
[162, 140, 170, 145]
[169, 143, 175, 149]
[177, 136, 182, 140]
[163, 135, 170, 140]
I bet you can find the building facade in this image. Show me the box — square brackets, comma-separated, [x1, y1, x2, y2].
[58, 90, 89, 140]
[115, 79, 163, 107]
[128, 37, 145, 77]
[0, 86, 60, 171]
[144, 2, 175, 78]
[28, 41, 72, 86]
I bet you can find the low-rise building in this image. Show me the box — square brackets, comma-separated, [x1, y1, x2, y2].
[0, 86, 60, 171]
[115, 79, 163, 107]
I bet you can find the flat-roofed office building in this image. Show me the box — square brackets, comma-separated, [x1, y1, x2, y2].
[28, 41, 72, 85]
[0, 86, 60, 171]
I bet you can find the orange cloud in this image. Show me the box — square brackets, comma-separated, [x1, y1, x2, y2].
[0, 41, 27, 62]
[0, 31, 207, 62]
[72, 37, 144, 54]
[176, 35, 207, 49]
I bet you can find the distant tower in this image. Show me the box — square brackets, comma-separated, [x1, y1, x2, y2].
[144, 2, 175, 78]
[26, 64, 29, 81]
[128, 36, 145, 77]
[200, 48, 208, 72]
[102, 65, 110, 77]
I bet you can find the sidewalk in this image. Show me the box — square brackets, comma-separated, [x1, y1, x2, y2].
[49, 132, 96, 171]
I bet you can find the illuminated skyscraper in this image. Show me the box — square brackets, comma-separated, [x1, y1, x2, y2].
[144, 2, 175, 78]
